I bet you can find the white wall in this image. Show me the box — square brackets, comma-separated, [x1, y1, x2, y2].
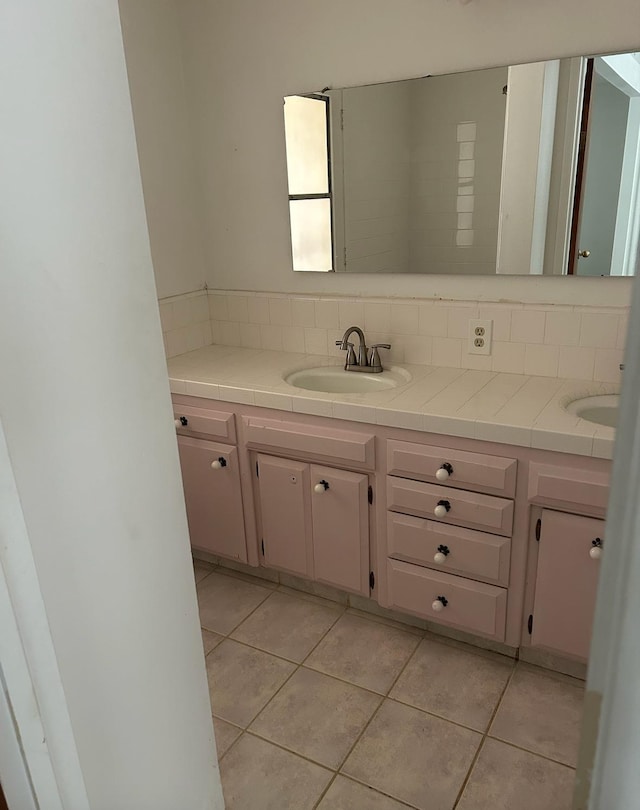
[119, 0, 206, 299]
[173, 0, 637, 305]
[0, 2, 222, 807]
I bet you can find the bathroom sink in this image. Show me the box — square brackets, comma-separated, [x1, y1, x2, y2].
[565, 394, 619, 428]
[284, 366, 410, 394]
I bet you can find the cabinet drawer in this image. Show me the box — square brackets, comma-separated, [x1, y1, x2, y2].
[528, 462, 610, 518]
[387, 512, 510, 586]
[387, 559, 507, 641]
[244, 416, 375, 469]
[387, 477, 514, 536]
[173, 403, 236, 443]
[387, 439, 516, 497]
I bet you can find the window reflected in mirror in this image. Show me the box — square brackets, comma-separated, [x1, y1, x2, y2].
[283, 94, 333, 272]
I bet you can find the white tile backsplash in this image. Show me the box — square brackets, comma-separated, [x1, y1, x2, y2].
[247, 296, 270, 324]
[579, 313, 620, 349]
[491, 341, 526, 374]
[544, 310, 580, 347]
[558, 346, 596, 381]
[524, 344, 559, 377]
[268, 297, 292, 326]
[511, 309, 546, 344]
[160, 289, 629, 381]
[291, 297, 316, 326]
[314, 300, 340, 329]
[159, 290, 212, 358]
[226, 295, 249, 323]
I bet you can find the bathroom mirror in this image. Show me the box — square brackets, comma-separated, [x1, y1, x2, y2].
[283, 51, 640, 277]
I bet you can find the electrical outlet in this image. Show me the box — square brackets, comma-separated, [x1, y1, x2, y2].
[468, 319, 493, 355]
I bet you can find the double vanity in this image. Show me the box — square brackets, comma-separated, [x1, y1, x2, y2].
[172, 336, 616, 676]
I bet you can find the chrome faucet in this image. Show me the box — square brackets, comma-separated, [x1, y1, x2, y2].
[336, 326, 390, 373]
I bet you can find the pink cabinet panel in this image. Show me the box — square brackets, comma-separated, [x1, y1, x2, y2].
[256, 455, 313, 578]
[174, 404, 236, 443]
[311, 465, 369, 596]
[387, 512, 510, 586]
[387, 439, 517, 497]
[387, 559, 507, 641]
[531, 510, 603, 661]
[387, 477, 514, 537]
[243, 416, 375, 469]
[528, 463, 610, 518]
[177, 436, 246, 561]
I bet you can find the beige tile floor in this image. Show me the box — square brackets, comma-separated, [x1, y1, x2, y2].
[195, 560, 583, 810]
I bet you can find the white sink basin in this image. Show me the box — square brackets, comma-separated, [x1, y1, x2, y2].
[285, 366, 410, 394]
[566, 395, 619, 428]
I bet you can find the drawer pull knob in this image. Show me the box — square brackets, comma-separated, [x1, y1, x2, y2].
[434, 544, 450, 564]
[314, 480, 330, 493]
[211, 457, 227, 470]
[434, 500, 451, 519]
[436, 463, 454, 482]
[174, 416, 188, 428]
[590, 538, 602, 560]
[432, 595, 448, 612]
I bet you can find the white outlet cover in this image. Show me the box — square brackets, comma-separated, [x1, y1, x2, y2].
[468, 319, 493, 355]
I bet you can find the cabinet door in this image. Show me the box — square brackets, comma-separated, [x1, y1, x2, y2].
[256, 455, 313, 578]
[177, 436, 247, 562]
[532, 510, 604, 660]
[310, 465, 369, 595]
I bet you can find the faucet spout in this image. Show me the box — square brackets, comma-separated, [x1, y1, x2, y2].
[339, 326, 368, 366]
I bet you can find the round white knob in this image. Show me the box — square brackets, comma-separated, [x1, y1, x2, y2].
[211, 459, 222, 470]
[431, 599, 444, 612]
[436, 467, 449, 482]
[434, 504, 448, 519]
[589, 546, 601, 560]
[314, 483, 325, 494]
[174, 418, 181, 429]
[434, 551, 446, 564]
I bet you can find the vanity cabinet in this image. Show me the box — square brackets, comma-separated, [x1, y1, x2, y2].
[255, 454, 370, 596]
[171, 393, 612, 671]
[529, 510, 604, 661]
[173, 402, 247, 562]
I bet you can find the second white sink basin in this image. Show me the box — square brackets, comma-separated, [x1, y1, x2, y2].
[285, 366, 410, 394]
[565, 394, 619, 428]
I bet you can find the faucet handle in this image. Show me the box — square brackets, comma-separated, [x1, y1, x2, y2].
[367, 343, 391, 372]
[336, 340, 357, 368]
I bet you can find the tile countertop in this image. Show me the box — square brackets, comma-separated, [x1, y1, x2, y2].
[168, 345, 618, 460]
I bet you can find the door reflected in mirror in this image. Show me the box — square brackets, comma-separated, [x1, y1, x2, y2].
[283, 51, 640, 276]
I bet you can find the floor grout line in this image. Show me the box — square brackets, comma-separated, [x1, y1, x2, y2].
[334, 772, 423, 810]
[242, 729, 335, 774]
[312, 697, 385, 809]
[483, 735, 579, 770]
[312, 629, 425, 808]
[218, 595, 351, 763]
[451, 659, 517, 809]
